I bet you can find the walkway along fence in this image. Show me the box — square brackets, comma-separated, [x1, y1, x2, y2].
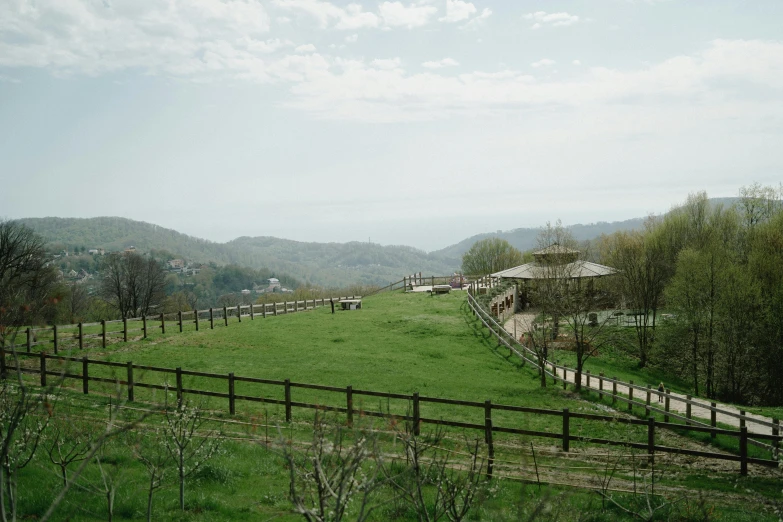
[14, 296, 365, 354]
[1, 350, 780, 478]
[465, 288, 782, 457]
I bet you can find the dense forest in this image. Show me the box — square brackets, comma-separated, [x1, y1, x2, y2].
[598, 185, 783, 406]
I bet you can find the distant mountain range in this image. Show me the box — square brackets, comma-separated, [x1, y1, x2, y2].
[18, 199, 737, 287]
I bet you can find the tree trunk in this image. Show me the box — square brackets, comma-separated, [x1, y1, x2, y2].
[147, 476, 155, 522]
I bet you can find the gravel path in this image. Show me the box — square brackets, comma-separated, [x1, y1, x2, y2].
[503, 314, 780, 439]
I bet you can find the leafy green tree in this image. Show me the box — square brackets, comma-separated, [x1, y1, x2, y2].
[461, 238, 524, 276]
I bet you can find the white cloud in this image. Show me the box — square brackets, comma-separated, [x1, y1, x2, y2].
[524, 11, 579, 29]
[459, 7, 492, 30]
[370, 57, 402, 69]
[573, 60, 582, 66]
[422, 58, 460, 69]
[295, 44, 317, 53]
[379, 2, 438, 28]
[531, 58, 556, 68]
[439, 0, 475, 23]
[274, 0, 379, 30]
[283, 40, 783, 122]
[345, 33, 359, 43]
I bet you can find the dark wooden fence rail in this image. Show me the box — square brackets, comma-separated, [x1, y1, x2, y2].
[14, 295, 375, 354]
[465, 288, 782, 457]
[1, 351, 779, 477]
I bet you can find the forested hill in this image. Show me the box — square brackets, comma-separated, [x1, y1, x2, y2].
[17, 217, 459, 287]
[430, 198, 740, 259]
[430, 218, 647, 259]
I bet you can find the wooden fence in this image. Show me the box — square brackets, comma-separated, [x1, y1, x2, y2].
[465, 289, 782, 457]
[1, 350, 779, 478]
[13, 296, 365, 354]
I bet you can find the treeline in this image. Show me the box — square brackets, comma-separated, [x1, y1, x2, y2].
[599, 183, 783, 406]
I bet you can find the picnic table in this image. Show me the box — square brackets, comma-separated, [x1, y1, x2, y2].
[339, 299, 362, 310]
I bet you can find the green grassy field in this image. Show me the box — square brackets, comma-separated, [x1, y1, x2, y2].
[11, 290, 782, 521]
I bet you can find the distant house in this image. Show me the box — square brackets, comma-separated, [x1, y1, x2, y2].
[67, 269, 78, 278]
[241, 289, 251, 295]
[124, 246, 137, 254]
[267, 278, 280, 288]
[78, 269, 90, 278]
[167, 259, 185, 269]
[88, 248, 105, 255]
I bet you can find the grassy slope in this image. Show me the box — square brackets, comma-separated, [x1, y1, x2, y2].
[24, 291, 780, 521]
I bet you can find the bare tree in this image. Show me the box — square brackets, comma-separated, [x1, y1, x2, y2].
[132, 430, 171, 522]
[99, 252, 167, 319]
[161, 397, 222, 511]
[0, 220, 58, 350]
[281, 413, 388, 522]
[45, 407, 91, 486]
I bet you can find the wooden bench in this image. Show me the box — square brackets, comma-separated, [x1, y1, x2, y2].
[431, 285, 451, 295]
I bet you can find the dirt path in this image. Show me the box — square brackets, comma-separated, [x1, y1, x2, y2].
[502, 314, 780, 439]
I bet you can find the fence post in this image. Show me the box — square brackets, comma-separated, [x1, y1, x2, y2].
[740, 410, 745, 429]
[552, 363, 557, 385]
[160, 313, 165, 334]
[195, 310, 200, 331]
[628, 381, 634, 411]
[346, 386, 353, 427]
[82, 357, 88, 394]
[123, 318, 128, 342]
[0, 347, 5, 379]
[237, 304, 241, 323]
[142, 315, 147, 338]
[646, 384, 651, 416]
[612, 377, 617, 405]
[647, 418, 655, 465]
[178, 311, 183, 333]
[710, 402, 716, 438]
[772, 418, 779, 459]
[40, 352, 46, 386]
[563, 367, 567, 390]
[26, 328, 31, 353]
[176, 367, 183, 405]
[284, 379, 292, 422]
[250, 304, 254, 320]
[598, 373, 604, 400]
[485, 402, 494, 480]
[78, 323, 83, 350]
[53, 324, 58, 354]
[284, 301, 288, 314]
[665, 391, 671, 423]
[223, 306, 228, 327]
[562, 408, 570, 452]
[127, 361, 134, 402]
[228, 373, 235, 415]
[740, 427, 748, 476]
[586, 370, 590, 388]
[210, 308, 214, 329]
[263, 303, 267, 319]
[686, 396, 692, 425]
[413, 392, 421, 436]
[273, 303, 278, 317]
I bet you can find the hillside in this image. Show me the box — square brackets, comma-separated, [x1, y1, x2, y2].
[430, 217, 647, 259]
[18, 217, 459, 287]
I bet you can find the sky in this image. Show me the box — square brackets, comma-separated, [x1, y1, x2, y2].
[0, 0, 782, 251]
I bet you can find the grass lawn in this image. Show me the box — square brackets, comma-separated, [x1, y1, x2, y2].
[13, 290, 781, 521]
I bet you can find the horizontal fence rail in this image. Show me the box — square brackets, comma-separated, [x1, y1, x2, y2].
[465, 288, 782, 456]
[10, 296, 365, 354]
[1, 351, 778, 478]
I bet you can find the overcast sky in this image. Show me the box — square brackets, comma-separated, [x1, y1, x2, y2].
[1, 0, 781, 251]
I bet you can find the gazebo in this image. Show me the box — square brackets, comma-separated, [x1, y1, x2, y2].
[491, 244, 618, 311]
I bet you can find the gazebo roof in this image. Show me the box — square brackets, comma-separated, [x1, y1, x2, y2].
[532, 244, 581, 256]
[491, 260, 618, 280]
